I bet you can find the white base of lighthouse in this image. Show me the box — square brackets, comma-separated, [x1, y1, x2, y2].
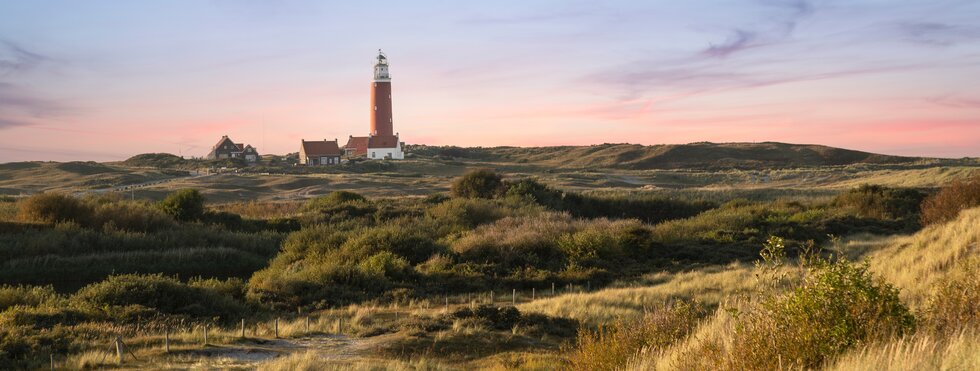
[367, 141, 404, 160]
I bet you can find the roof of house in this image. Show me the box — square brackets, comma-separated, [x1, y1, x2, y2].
[301, 140, 342, 156]
[235, 143, 244, 151]
[368, 135, 399, 149]
[211, 135, 235, 151]
[345, 136, 369, 150]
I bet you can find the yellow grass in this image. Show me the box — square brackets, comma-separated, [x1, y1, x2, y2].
[825, 330, 980, 371]
[518, 262, 769, 326]
[863, 207, 980, 309]
[259, 350, 454, 371]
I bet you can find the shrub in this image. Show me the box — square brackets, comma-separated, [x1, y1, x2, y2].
[505, 178, 563, 208]
[567, 301, 706, 371]
[0, 285, 58, 312]
[833, 184, 925, 220]
[92, 200, 173, 232]
[717, 257, 915, 369]
[426, 197, 511, 229]
[157, 189, 205, 221]
[451, 169, 504, 199]
[17, 193, 91, 224]
[921, 176, 980, 225]
[358, 251, 413, 281]
[72, 274, 245, 320]
[302, 191, 367, 211]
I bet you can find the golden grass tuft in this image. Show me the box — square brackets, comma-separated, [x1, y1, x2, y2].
[825, 330, 980, 371]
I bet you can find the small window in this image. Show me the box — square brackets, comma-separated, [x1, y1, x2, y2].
[374, 106, 377, 111]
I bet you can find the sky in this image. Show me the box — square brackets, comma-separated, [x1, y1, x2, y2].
[1, 0, 979, 162]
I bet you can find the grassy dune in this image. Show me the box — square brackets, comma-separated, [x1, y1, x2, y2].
[529, 207, 978, 370]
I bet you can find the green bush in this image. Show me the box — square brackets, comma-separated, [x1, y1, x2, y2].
[426, 197, 511, 229]
[833, 184, 924, 220]
[302, 191, 367, 211]
[17, 193, 90, 225]
[920, 175, 980, 225]
[715, 256, 915, 369]
[92, 200, 174, 232]
[451, 169, 504, 199]
[72, 274, 246, 320]
[157, 189, 205, 221]
[357, 251, 413, 281]
[0, 285, 58, 312]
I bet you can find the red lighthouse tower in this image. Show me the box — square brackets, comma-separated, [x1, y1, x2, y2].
[370, 51, 393, 137]
[344, 50, 405, 159]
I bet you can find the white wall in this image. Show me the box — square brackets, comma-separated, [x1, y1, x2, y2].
[367, 142, 404, 160]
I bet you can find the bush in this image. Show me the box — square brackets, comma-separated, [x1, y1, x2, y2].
[451, 169, 504, 199]
[921, 176, 980, 225]
[505, 178, 563, 208]
[92, 200, 173, 232]
[17, 193, 90, 225]
[157, 189, 205, 221]
[833, 184, 925, 220]
[426, 197, 511, 229]
[302, 191, 367, 211]
[567, 301, 706, 371]
[357, 252, 413, 281]
[715, 256, 915, 369]
[72, 274, 246, 320]
[0, 285, 58, 312]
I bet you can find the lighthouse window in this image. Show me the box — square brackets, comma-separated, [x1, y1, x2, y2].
[374, 106, 377, 111]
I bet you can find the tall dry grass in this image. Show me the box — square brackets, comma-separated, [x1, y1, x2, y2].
[825, 330, 979, 371]
[518, 262, 773, 326]
[864, 207, 979, 309]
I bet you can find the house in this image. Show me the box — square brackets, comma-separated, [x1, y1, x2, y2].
[300, 139, 342, 165]
[207, 135, 259, 163]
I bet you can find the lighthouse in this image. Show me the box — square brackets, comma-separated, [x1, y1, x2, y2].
[343, 50, 405, 160]
[371, 51, 393, 137]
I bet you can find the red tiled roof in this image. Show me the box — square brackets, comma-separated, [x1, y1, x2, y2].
[301, 140, 342, 156]
[368, 135, 399, 149]
[345, 136, 369, 156]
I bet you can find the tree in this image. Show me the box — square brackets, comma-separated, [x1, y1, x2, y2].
[158, 189, 205, 221]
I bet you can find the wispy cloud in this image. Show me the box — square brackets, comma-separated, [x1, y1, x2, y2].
[897, 21, 980, 46]
[0, 40, 51, 76]
[0, 82, 76, 130]
[703, 29, 760, 58]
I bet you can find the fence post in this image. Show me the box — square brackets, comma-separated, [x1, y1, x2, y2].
[165, 325, 170, 353]
[512, 289, 516, 305]
[114, 336, 125, 365]
[203, 324, 208, 346]
[532, 288, 536, 300]
[306, 316, 310, 333]
[241, 318, 245, 338]
[552, 282, 555, 296]
[445, 296, 449, 311]
[275, 318, 280, 338]
[490, 290, 494, 304]
[50, 354, 54, 370]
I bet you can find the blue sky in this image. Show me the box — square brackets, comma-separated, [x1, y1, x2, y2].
[1, 0, 979, 161]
